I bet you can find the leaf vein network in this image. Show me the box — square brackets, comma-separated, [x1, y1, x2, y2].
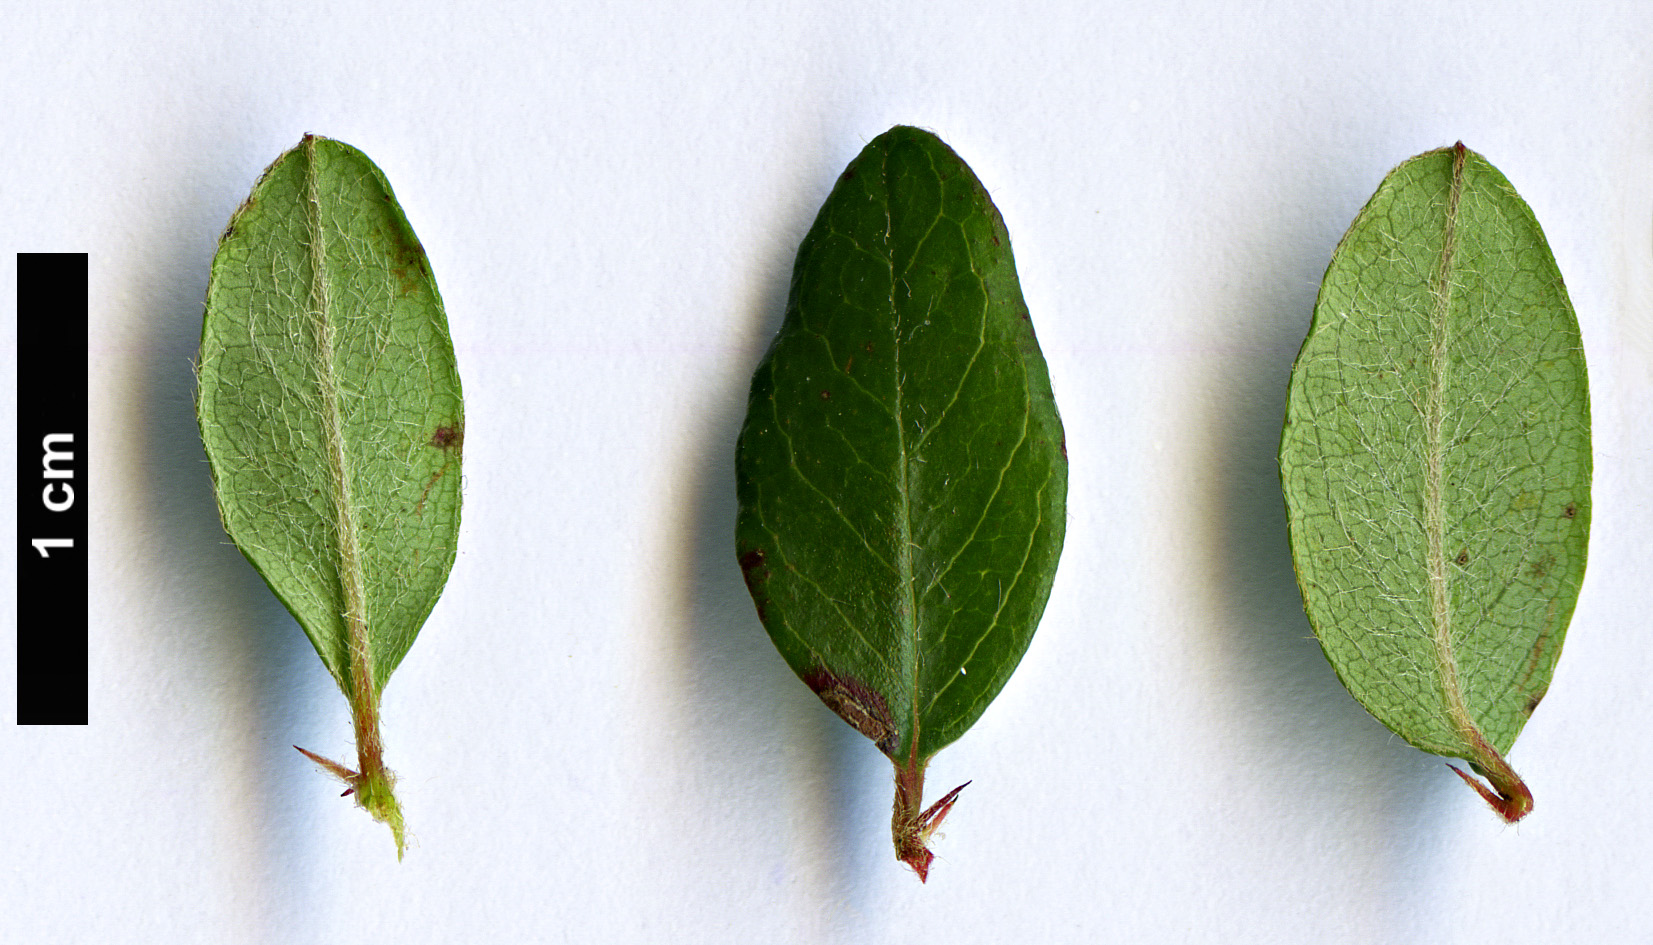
[766, 382, 896, 575]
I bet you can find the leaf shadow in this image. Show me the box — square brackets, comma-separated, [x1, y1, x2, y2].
[664, 151, 889, 936]
[1191, 160, 1456, 940]
[131, 146, 329, 943]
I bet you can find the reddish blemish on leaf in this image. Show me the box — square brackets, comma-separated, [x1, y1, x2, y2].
[391, 238, 430, 296]
[738, 547, 770, 621]
[416, 423, 463, 513]
[803, 665, 897, 755]
[738, 547, 767, 586]
[430, 424, 463, 450]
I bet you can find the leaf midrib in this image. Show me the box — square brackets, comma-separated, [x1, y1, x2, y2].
[1423, 145, 1480, 753]
[302, 138, 374, 694]
[885, 146, 924, 765]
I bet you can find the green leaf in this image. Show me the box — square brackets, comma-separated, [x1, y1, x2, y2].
[197, 136, 464, 856]
[1280, 144, 1590, 821]
[735, 126, 1067, 879]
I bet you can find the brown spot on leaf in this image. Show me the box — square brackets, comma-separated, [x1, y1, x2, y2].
[415, 423, 463, 513]
[430, 424, 463, 450]
[1563, 502, 1577, 519]
[1528, 553, 1556, 580]
[738, 547, 770, 621]
[844, 356, 854, 373]
[389, 236, 429, 296]
[1523, 690, 1546, 715]
[1517, 600, 1560, 703]
[1455, 548, 1470, 567]
[803, 666, 897, 755]
[820, 390, 830, 400]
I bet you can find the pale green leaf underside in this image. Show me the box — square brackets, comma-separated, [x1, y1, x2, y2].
[735, 126, 1067, 764]
[198, 136, 463, 693]
[1281, 145, 1589, 763]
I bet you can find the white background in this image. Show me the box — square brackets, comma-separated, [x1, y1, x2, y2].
[3, 4, 1650, 942]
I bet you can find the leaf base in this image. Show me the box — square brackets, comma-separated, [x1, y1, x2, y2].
[296, 745, 408, 858]
[891, 756, 970, 882]
[1448, 760, 1533, 823]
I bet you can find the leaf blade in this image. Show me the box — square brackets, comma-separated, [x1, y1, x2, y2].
[736, 126, 1066, 874]
[197, 136, 463, 853]
[1281, 144, 1589, 819]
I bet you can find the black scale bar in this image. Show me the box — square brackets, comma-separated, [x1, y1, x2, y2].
[16, 253, 89, 724]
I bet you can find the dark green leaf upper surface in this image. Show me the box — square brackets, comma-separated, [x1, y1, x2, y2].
[736, 126, 1066, 764]
[1281, 145, 1589, 764]
[198, 137, 463, 693]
